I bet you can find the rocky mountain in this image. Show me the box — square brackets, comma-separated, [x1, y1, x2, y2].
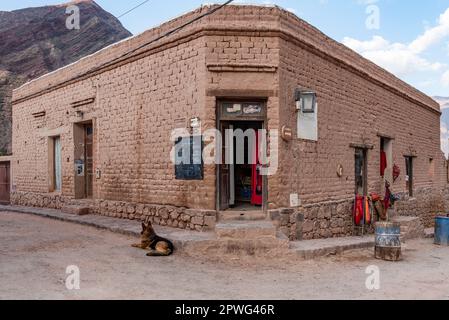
[0, 0, 131, 155]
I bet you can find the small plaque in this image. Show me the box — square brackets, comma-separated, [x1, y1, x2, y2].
[226, 104, 242, 114]
[281, 126, 293, 141]
[243, 104, 262, 114]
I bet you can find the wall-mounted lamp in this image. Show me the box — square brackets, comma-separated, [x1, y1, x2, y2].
[295, 89, 316, 113]
[190, 117, 201, 129]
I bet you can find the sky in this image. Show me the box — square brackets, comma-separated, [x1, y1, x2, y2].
[2, 0, 448, 98]
[2, 0, 449, 152]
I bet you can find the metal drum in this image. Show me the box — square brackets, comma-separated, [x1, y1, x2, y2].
[435, 216, 449, 246]
[375, 221, 402, 261]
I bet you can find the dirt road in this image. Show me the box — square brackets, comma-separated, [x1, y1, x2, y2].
[1, 211, 448, 300]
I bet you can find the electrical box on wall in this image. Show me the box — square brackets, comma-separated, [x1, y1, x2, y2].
[75, 160, 85, 177]
[290, 193, 301, 207]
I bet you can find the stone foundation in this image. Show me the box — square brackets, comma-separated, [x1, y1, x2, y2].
[270, 199, 356, 241]
[10, 192, 217, 231]
[11, 187, 449, 240]
[271, 187, 449, 241]
[394, 187, 447, 228]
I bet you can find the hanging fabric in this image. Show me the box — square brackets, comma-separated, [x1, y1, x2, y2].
[364, 196, 371, 225]
[380, 151, 387, 176]
[353, 195, 364, 226]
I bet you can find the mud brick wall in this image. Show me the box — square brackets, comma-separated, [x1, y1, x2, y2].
[277, 29, 445, 208]
[11, 5, 448, 237]
[12, 30, 214, 209]
[274, 9, 447, 239]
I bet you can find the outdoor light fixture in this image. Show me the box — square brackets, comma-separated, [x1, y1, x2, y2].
[295, 88, 316, 113]
[190, 117, 201, 128]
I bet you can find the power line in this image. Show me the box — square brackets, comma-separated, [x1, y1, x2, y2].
[118, 0, 235, 60]
[60, 0, 235, 87]
[117, 0, 152, 19]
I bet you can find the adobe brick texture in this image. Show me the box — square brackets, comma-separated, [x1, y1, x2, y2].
[11, 5, 448, 239]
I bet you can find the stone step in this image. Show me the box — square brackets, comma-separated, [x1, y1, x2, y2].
[289, 236, 374, 260]
[215, 220, 277, 240]
[391, 216, 424, 241]
[194, 238, 290, 257]
[62, 205, 90, 216]
[218, 210, 266, 221]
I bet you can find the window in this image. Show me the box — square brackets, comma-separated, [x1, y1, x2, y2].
[355, 148, 367, 196]
[50, 136, 62, 192]
[405, 156, 414, 197]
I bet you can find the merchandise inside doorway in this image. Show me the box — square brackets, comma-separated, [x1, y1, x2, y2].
[221, 121, 264, 211]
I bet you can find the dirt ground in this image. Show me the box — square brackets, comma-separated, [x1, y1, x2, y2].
[1, 211, 449, 300]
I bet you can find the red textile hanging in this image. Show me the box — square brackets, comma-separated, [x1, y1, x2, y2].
[354, 195, 364, 226]
[251, 131, 263, 206]
[380, 151, 387, 176]
[365, 196, 371, 225]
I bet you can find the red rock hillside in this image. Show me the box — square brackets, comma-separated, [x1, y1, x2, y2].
[0, 0, 131, 155]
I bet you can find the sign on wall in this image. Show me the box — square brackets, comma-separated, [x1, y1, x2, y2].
[174, 135, 203, 180]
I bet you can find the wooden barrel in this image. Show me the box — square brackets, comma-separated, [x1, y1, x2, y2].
[435, 216, 449, 246]
[375, 221, 402, 261]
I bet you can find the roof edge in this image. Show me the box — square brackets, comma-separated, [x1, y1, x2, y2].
[12, 4, 439, 112]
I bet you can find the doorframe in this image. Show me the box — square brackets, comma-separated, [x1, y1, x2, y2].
[215, 99, 268, 213]
[0, 161, 11, 204]
[73, 119, 95, 199]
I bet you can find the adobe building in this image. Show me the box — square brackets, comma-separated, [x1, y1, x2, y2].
[10, 5, 449, 241]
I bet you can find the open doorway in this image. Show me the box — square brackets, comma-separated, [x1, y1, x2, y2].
[227, 121, 263, 211]
[217, 100, 266, 212]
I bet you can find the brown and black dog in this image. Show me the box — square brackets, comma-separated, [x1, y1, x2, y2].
[132, 220, 174, 256]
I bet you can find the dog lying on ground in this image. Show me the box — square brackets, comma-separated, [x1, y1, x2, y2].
[132, 220, 174, 256]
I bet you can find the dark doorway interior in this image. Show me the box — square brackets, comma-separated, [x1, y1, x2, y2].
[355, 148, 368, 196]
[219, 121, 263, 211]
[74, 121, 94, 199]
[405, 156, 414, 197]
[84, 124, 94, 198]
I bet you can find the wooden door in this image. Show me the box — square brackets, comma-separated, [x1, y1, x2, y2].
[219, 122, 230, 210]
[0, 162, 10, 204]
[84, 124, 94, 198]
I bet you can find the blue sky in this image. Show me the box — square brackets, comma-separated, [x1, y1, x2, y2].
[2, 0, 448, 98]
